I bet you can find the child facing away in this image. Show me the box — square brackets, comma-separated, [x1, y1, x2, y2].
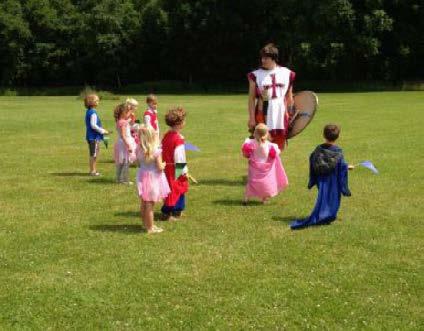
[125, 98, 140, 145]
[290, 124, 353, 230]
[242, 123, 288, 204]
[161, 107, 189, 221]
[113, 103, 137, 184]
[84, 94, 109, 176]
[136, 125, 170, 234]
[144, 94, 160, 137]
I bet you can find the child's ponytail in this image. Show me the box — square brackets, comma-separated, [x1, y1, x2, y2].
[254, 123, 269, 144]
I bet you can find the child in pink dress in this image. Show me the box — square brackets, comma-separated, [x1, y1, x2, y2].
[126, 98, 140, 145]
[136, 125, 170, 234]
[242, 123, 288, 204]
[113, 103, 137, 184]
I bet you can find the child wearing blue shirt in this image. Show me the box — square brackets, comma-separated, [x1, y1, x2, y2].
[84, 94, 109, 176]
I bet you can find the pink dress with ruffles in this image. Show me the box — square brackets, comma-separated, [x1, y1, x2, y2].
[242, 138, 288, 199]
[136, 147, 171, 202]
[114, 119, 137, 164]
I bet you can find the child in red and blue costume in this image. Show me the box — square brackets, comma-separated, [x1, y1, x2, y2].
[161, 107, 189, 221]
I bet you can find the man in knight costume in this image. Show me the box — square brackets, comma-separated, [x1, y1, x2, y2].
[247, 43, 296, 150]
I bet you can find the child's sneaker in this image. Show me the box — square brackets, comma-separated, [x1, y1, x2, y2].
[147, 226, 163, 234]
[89, 172, 101, 176]
[172, 211, 183, 218]
[161, 213, 177, 222]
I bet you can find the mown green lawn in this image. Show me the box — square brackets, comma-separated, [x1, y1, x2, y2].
[0, 92, 423, 329]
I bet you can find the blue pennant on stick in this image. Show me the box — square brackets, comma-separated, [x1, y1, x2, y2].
[359, 160, 379, 174]
[185, 142, 200, 152]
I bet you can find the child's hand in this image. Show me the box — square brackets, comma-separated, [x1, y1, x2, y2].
[348, 164, 355, 170]
[104, 130, 110, 135]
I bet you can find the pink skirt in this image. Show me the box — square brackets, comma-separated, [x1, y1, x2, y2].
[114, 139, 136, 164]
[245, 157, 288, 199]
[136, 169, 171, 202]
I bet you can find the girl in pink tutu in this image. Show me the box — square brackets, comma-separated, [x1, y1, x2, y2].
[136, 125, 170, 234]
[114, 103, 137, 184]
[242, 123, 288, 204]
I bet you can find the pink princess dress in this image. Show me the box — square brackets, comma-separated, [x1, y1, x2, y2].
[242, 138, 288, 199]
[114, 119, 137, 164]
[136, 147, 171, 202]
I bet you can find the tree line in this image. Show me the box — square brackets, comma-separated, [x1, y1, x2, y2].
[0, 0, 422, 88]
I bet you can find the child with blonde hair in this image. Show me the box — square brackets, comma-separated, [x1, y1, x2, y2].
[84, 94, 109, 176]
[125, 98, 140, 145]
[136, 125, 170, 233]
[242, 123, 288, 204]
[113, 103, 136, 184]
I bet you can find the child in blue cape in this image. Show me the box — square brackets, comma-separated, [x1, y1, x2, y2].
[291, 124, 353, 230]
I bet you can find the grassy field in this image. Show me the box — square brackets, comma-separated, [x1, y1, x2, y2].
[0, 92, 423, 329]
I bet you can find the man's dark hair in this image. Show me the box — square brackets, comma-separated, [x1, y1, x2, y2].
[259, 43, 279, 62]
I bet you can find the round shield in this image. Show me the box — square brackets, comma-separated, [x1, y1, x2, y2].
[287, 91, 318, 139]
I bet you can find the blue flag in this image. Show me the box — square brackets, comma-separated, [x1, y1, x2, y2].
[359, 161, 379, 174]
[185, 142, 200, 152]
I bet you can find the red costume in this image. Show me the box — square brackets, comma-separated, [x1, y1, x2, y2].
[161, 130, 189, 207]
[144, 108, 159, 133]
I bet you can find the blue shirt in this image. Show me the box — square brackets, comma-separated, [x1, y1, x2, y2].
[85, 108, 104, 141]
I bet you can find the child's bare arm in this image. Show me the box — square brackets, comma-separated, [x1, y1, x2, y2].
[155, 155, 166, 171]
[120, 124, 133, 152]
[248, 80, 257, 130]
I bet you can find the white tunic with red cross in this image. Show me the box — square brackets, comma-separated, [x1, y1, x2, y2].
[249, 66, 295, 130]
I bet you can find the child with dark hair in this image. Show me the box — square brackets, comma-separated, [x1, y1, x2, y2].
[161, 107, 189, 221]
[290, 124, 353, 230]
[247, 43, 296, 150]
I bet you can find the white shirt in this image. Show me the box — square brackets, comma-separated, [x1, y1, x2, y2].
[90, 114, 106, 134]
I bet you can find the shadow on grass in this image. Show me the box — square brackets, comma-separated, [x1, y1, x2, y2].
[114, 211, 164, 220]
[200, 177, 246, 186]
[115, 211, 139, 218]
[98, 159, 115, 164]
[212, 199, 262, 206]
[89, 224, 143, 234]
[87, 177, 116, 184]
[50, 172, 89, 177]
[271, 216, 298, 224]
